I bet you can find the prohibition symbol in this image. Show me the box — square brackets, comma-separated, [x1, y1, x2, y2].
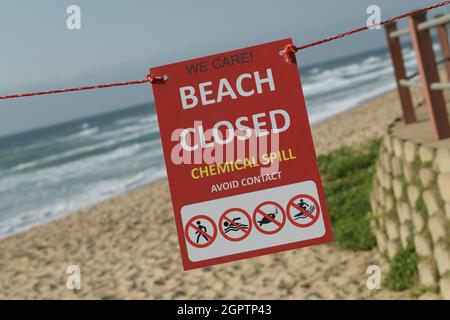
[287, 194, 321, 228]
[253, 201, 286, 235]
[184, 215, 217, 248]
[219, 208, 252, 242]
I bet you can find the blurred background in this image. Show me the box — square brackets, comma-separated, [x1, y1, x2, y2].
[0, 0, 446, 239]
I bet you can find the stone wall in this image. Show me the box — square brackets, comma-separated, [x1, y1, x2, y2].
[370, 119, 450, 299]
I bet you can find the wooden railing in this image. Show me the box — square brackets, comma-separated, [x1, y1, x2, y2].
[385, 12, 450, 140]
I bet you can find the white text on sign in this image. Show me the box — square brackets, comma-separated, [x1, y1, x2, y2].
[180, 69, 275, 109]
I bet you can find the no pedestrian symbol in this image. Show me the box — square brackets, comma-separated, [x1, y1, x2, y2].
[287, 194, 321, 228]
[253, 201, 286, 235]
[219, 208, 252, 242]
[184, 215, 217, 248]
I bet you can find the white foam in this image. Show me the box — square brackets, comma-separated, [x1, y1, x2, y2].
[68, 126, 99, 139]
[0, 166, 167, 239]
[308, 81, 397, 124]
[9, 127, 159, 173]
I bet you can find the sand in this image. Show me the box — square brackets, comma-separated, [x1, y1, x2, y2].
[0, 89, 421, 299]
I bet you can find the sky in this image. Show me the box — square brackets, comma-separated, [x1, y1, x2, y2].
[0, 0, 446, 136]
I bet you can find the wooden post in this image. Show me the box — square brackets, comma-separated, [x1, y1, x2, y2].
[385, 22, 416, 124]
[435, 14, 450, 81]
[409, 13, 450, 140]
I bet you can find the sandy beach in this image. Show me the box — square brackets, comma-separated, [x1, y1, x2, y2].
[0, 89, 421, 299]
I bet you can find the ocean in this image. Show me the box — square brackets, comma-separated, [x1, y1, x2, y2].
[0, 44, 422, 239]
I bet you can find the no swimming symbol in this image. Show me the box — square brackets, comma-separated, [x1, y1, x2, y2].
[184, 215, 217, 248]
[219, 208, 252, 242]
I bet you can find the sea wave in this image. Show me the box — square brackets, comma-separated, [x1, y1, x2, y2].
[0, 141, 163, 194]
[303, 66, 393, 97]
[68, 126, 99, 139]
[8, 128, 159, 173]
[0, 167, 167, 240]
[308, 80, 397, 124]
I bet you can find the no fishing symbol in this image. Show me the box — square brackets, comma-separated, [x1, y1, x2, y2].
[287, 194, 321, 228]
[184, 215, 217, 248]
[219, 208, 252, 242]
[253, 201, 286, 235]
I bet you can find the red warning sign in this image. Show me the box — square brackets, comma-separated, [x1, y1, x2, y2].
[253, 201, 286, 235]
[219, 208, 252, 242]
[184, 215, 217, 248]
[151, 38, 333, 270]
[287, 194, 321, 228]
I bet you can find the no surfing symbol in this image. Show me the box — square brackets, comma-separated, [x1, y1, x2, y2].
[287, 194, 321, 228]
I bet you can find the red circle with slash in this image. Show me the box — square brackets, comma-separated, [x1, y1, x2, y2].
[184, 215, 217, 248]
[287, 194, 321, 228]
[253, 201, 286, 235]
[219, 208, 252, 242]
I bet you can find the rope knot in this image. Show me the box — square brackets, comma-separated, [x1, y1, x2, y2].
[284, 44, 298, 63]
[147, 73, 166, 84]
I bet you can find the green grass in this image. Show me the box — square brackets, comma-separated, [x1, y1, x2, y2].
[318, 139, 379, 251]
[416, 197, 428, 216]
[384, 238, 418, 291]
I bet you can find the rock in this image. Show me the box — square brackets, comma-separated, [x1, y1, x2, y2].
[378, 216, 386, 230]
[393, 138, 403, 158]
[428, 215, 447, 244]
[414, 233, 433, 257]
[419, 146, 435, 163]
[440, 277, 450, 300]
[418, 260, 438, 287]
[385, 194, 394, 212]
[404, 141, 418, 163]
[397, 202, 412, 223]
[412, 210, 426, 233]
[391, 157, 403, 177]
[370, 192, 377, 210]
[407, 185, 421, 209]
[387, 241, 400, 259]
[434, 242, 450, 276]
[384, 135, 393, 155]
[419, 168, 436, 189]
[423, 190, 442, 216]
[437, 173, 450, 202]
[446, 202, 450, 220]
[383, 172, 392, 190]
[375, 230, 387, 252]
[376, 166, 384, 187]
[436, 148, 450, 173]
[393, 179, 403, 200]
[386, 219, 400, 241]
[376, 186, 385, 206]
[382, 152, 392, 173]
[403, 162, 414, 183]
